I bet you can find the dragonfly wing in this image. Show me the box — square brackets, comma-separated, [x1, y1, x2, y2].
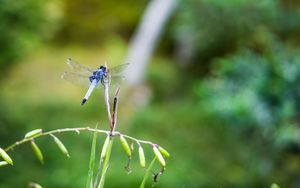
[62, 71, 92, 88]
[66, 58, 94, 76]
[108, 63, 130, 77]
[110, 75, 126, 86]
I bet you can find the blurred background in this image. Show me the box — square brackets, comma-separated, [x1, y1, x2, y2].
[1, 0, 300, 187]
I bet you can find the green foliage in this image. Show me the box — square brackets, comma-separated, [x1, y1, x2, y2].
[195, 48, 300, 141]
[172, 0, 300, 65]
[56, 0, 147, 44]
[0, 0, 46, 74]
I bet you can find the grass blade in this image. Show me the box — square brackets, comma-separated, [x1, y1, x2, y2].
[140, 157, 156, 188]
[86, 126, 98, 188]
[98, 138, 114, 188]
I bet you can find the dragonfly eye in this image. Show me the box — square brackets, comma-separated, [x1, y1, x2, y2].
[100, 66, 107, 72]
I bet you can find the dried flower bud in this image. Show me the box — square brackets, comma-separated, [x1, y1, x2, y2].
[51, 135, 70, 158]
[158, 146, 170, 158]
[0, 147, 13, 165]
[25, 129, 42, 139]
[31, 140, 44, 164]
[119, 135, 131, 158]
[153, 146, 166, 167]
[0, 161, 9, 167]
[138, 145, 146, 168]
[100, 135, 111, 159]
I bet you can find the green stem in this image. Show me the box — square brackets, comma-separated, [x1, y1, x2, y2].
[98, 138, 114, 188]
[5, 127, 155, 153]
[4, 127, 108, 152]
[140, 157, 157, 188]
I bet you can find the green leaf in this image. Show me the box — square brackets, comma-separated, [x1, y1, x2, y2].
[31, 140, 44, 164]
[158, 146, 170, 158]
[140, 157, 156, 188]
[0, 161, 9, 167]
[0, 147, 13, 165]
[119, 135, 131, 158]
[153, 146, 166, 167]
[51, 134, 70, 158]
[86, 126, 98, 188]
[100, 136, 111, 160]
[29, 182, 43, 188]
[98, 138, 114, 188]
[138, 145, 146, 168]
[271, 183, 280, 188]
[24, 129, 42, 139]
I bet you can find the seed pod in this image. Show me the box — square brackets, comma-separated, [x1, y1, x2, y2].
[51, 135, 70, 158]
[119, 135, 131, 158]
[138, 145, 146, 168]
[153, 146, 166, 167]
[158, 146, 170, 158]
[31, 140, 44, 164]
[25, 129, 42, 139]
[100, 135, 111, 159]
[0, 147, 13, 165]
[0, 161, 8, 167]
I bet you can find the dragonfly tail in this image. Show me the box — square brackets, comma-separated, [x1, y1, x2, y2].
[81, 98, 87, 106]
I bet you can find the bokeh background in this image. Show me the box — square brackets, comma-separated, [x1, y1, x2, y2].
[1, 0, 300, 187]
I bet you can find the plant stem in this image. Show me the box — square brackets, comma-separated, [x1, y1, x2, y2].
[4, 127, 155, 157]
[103, 80, 113, 131]
[111, 87, 120, 135]
[4, 127, 107, 152]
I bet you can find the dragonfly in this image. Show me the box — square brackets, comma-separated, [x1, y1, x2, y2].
[62, 58, 129, 106]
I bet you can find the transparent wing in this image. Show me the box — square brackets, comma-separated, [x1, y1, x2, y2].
[66, 58, 94, 76]
[62, 71, 93, 88]
[108, 63, 130, 77]
[110, 75, 126, 85]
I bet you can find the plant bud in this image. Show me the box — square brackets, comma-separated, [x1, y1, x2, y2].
[100, 136, 111, 159]
[119, 135, 131, 158]
[0, 147, 13, 165]
[153, 146, 166, 167]
[158, 146, 170, 158]
[138, 145, 146, 168]
[52, 135, 70, 158]
[0, 161, 8, 167]
[31, 141, 44, 164]
[25, 129, 42, 139]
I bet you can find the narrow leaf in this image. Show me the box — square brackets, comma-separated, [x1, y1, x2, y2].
[138, 145, 146, 168]
[98, 138, 114, 188]
[31, 140, 44, 164]
[119, 135, 131, 158]
[0, 147, 13, 165]
[25, 129, 42, 139]
[158, 146, 170, 158]
[28, 182, 43, 188]
[0, 161, 8, 167]
[86, 126, 98, 188]
[100, 136, 111, 160]
[51, 134, 70, 158]
[271, 183, 280, 188]
[153, 146, 166, 167]
[140, 157, 156, 188]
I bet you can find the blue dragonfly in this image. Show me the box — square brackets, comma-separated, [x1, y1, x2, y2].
[62, 58, 129, 105]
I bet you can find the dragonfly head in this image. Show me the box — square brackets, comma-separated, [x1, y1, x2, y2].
[99, 65, 107, 72]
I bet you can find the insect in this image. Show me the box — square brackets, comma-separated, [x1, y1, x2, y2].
[62, 58, 129, 105]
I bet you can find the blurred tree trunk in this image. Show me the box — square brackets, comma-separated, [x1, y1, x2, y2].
[125, 0, 178, 86]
